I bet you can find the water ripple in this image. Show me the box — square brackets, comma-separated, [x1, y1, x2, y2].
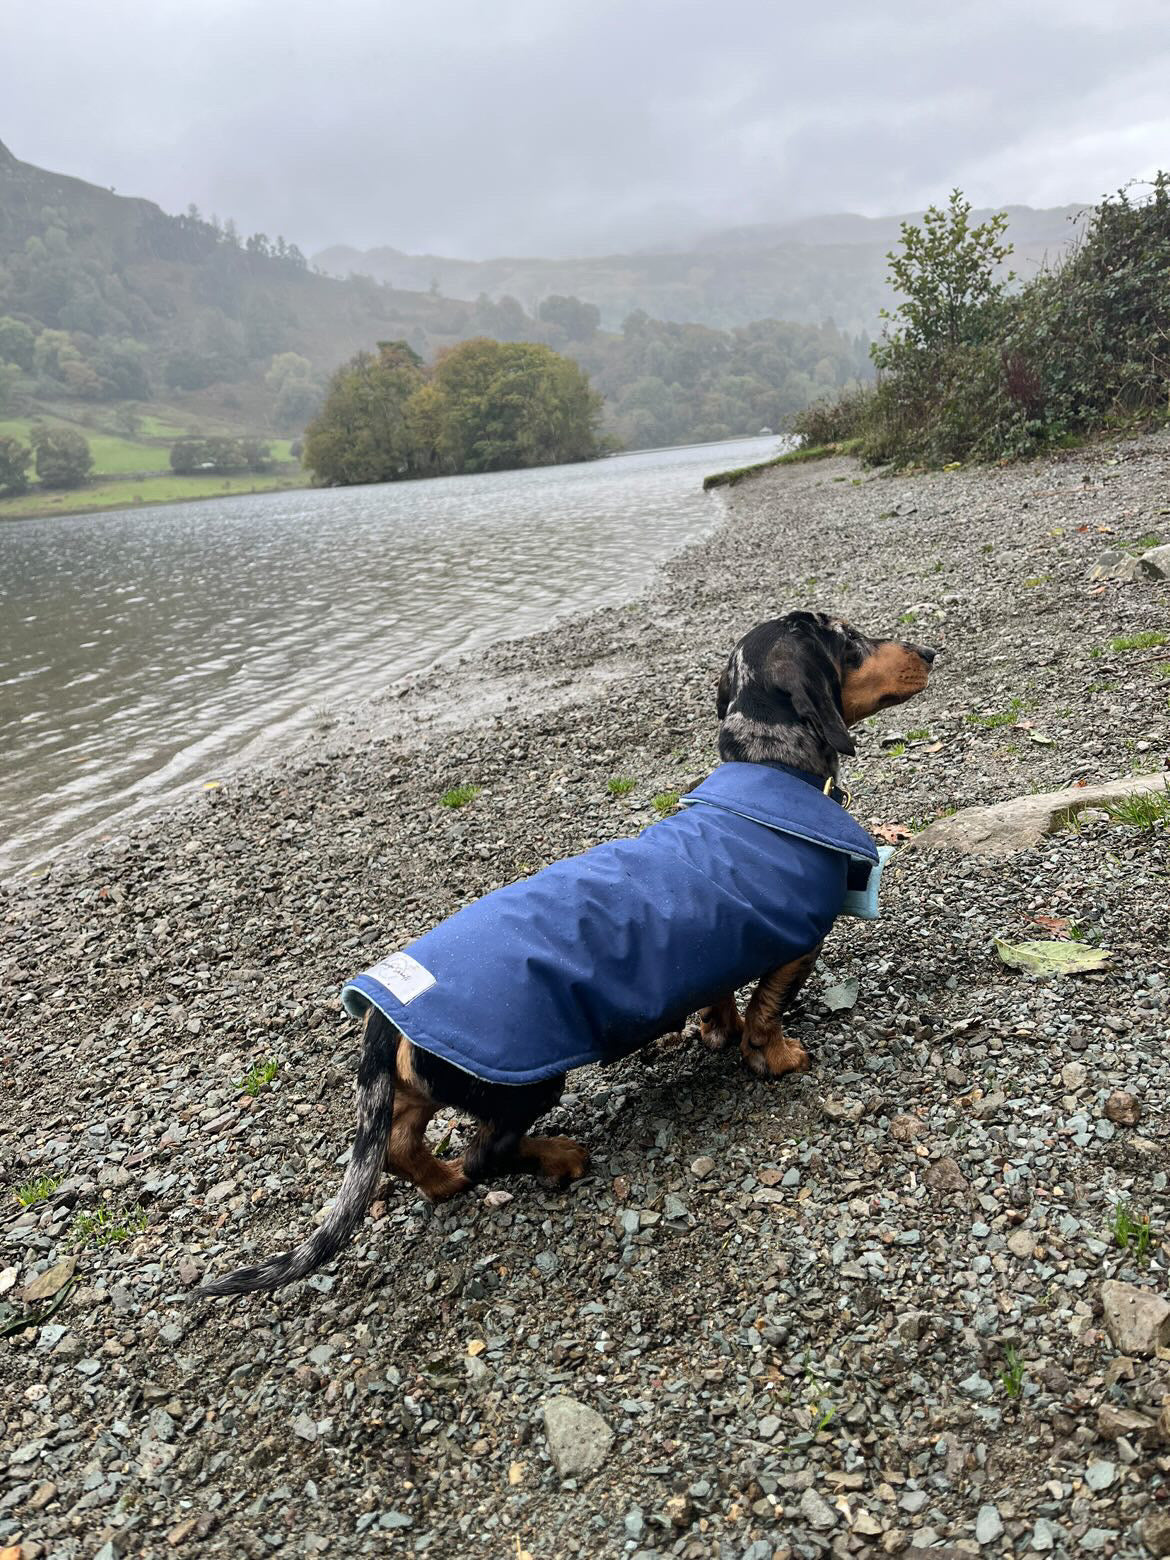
[0, 436, 781, 872]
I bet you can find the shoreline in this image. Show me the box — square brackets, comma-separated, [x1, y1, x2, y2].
[0, 432, 781, 525]
[3, 432, 1170, 1555]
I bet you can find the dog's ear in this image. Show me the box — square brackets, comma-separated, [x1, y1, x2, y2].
[716, 658, 733, 720]
[764, 638, 856, 756]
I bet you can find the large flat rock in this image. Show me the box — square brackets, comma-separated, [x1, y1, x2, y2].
[910, 773, 1170, 857]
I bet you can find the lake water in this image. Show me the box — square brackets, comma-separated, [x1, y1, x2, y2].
[0, 435, 784, 873]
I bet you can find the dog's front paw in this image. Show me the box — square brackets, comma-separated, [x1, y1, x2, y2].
[740, 1032, 811, 1079]
[528, 1135, 591, 1183]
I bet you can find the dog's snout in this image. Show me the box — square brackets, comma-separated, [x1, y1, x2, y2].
[915, 644, 938, 666]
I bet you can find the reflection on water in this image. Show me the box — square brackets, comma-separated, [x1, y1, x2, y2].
[0, 435, 783, 871]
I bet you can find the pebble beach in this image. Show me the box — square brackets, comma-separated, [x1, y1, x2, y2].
[3, 432, 1170, 1558]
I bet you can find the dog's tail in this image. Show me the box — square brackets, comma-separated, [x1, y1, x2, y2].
[198, 1007, 398, 1297]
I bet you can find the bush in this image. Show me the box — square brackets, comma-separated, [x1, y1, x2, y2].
[860, 176, 1170, 467]
[0, 433, 32, 496]
[789, 384, 875, 446]
[169, 435, 271, 474]
[33, 427, 93, 488]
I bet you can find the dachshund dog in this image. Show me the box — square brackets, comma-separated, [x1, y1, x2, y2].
[200, 611, 934, 1296]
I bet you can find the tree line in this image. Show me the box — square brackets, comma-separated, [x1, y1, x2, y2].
[303, 338, 604, 484]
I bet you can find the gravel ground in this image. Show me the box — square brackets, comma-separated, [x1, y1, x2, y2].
[3, 431, 1170, 1560]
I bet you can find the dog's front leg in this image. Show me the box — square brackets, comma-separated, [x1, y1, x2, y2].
[740, 947, 820, 1079]
[698, 991, 744, 1051]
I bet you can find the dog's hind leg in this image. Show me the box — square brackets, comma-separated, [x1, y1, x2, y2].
[698, 991, 744, 1051]
[384, 1041, 471, 1203]
[740, 947, 820, 1079]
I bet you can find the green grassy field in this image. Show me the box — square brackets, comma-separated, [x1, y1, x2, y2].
[0, 470, 307, 522]
[0, 409, 306, 520]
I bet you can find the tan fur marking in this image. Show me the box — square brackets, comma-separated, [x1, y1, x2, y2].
[740, 956, 816, 1079]
[515, 1136, 590, 1180]
[384, 1040, 471, 1202]
[842, 642, 930, 724]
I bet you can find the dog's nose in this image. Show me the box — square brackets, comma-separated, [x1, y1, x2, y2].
[916, 644, 938, 665]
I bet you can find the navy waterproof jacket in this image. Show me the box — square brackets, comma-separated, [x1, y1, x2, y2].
[341, 762, 881, 1086]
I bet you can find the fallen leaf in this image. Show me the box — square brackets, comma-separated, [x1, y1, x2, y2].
[921, 740, 945, 754]
[871, 821, 912, 845]
[467, 1338, 486, 1357]
[1029, 732, 1056, 746]
[1030, 915, 1072, 938]
[994, 938, 1112, 976]
[21, 1255, 76, 1305]
[508, 1461, 525, 1485]
[822, 979, 859, 1012]
[201, 780, 222, 790]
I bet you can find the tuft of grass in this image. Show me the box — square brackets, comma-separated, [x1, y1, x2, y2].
[1150, 662, 1170, 680]
[1110, 630, 1169, 652]
[236, 1058, 279, 1096]
[966, 697, 1023, 730]
[70, 1203, 148, 1249]
[15, 1175, 60, 1208]
[1113, 1201, 1153, 1265]
[886, 741, 908, 757]
[607, 776, 636, 796]
[702, 440, 861, 490]
[652, 790, 681, 817]
[440, 784, 481, 809]
[906, 728, 932, 741]
[1000, 1345, 1026, 1399]
[1099, 786, 1170, 829]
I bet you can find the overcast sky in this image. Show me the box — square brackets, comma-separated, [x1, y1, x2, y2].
[7, 0, 1170, 258]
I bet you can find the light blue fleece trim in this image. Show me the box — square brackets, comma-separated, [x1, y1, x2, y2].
[839, 845, 895, 920]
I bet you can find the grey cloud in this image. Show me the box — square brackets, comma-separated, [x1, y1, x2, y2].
[6, 0, 1170, 257]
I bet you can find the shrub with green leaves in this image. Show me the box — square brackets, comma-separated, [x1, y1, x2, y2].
[791, 175, 1170, 467]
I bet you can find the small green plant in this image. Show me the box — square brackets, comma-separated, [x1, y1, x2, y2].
[440, 784, 481, 809]
[607, 776, 636, 796]
[70, 1203, 148, 1249]
[236, 1058, 279, 1096]
[1110, 630, 1169, 652]
[1000, 1345, 1026, 1399]
[15, 1175, 60, 1208]
[966, 697, 1023, 730]
[1022, 575, 1050, 587]
[898, 610, 918, 625]
[1126, 532, 1162, 552]
[652, 790, 680, 817]
[887, 741, 908, 757]
[1150, 662, 1170, 680]
[1100, 787, 1170, 829]
[1113, 1201, 1153, 1264]
[906, 728, 932, 741]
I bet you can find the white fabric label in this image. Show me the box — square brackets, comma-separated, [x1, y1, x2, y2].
[366, 951, 436, 1004]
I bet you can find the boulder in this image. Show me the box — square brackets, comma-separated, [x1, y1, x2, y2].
[910, 773, 1170, 857]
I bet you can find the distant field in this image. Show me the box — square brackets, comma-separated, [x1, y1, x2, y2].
[0, 411, 298, 478]
[0, 410, 304, 519]
[0, 469, 308, 522]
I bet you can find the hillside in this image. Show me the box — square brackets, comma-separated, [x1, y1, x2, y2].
[314, 203, 1087, 334]
[0, 137, 479, 434]
[0, 138, 875, 490]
